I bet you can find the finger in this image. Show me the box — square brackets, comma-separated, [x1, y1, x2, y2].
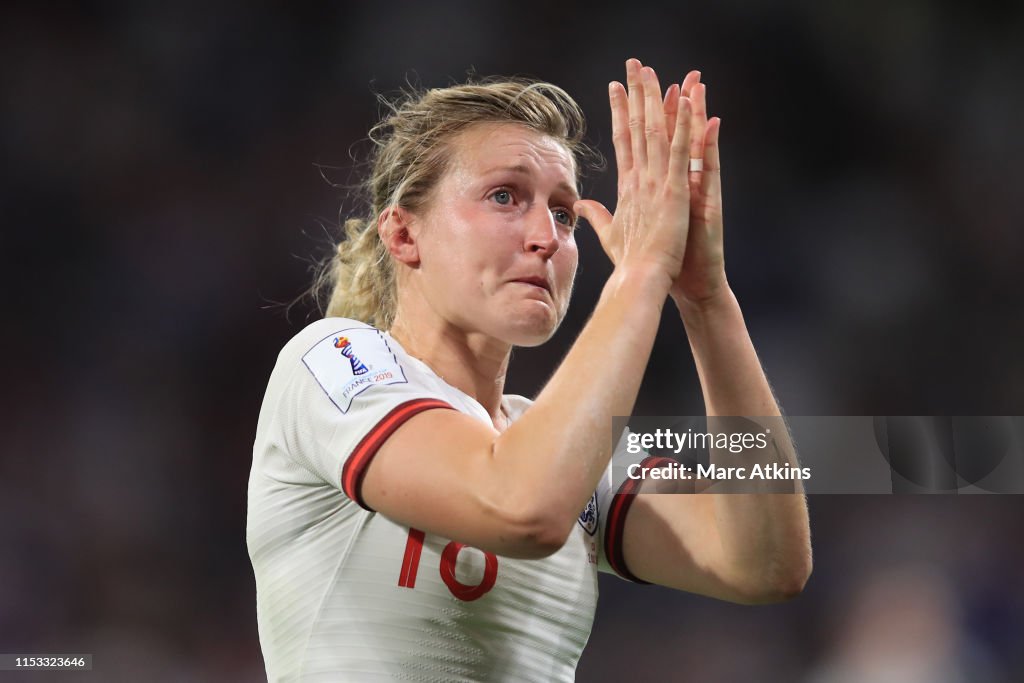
[667, 95, 692, 189]
[608, 81, 632, 192]
[626, 58, 647, 170]
[689, 83, 709, 186]
[643, 66, 669, 176]
[574, 199, 614, 233]
[574, 199, 617, 260]
[676, 69, 700, 150]
[700, 117, 722, 208]
[680, 70, 701, 98]
[663, 83, 680, 145]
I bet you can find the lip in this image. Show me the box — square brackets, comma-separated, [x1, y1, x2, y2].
[510, 276, 552, 294]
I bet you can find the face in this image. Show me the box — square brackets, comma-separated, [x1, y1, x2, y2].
[412, 122, 580, 347]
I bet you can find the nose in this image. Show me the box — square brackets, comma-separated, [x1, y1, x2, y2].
[523, 205, 560, 258]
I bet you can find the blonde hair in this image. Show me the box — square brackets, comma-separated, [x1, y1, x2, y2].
[311, 76, 594, 329]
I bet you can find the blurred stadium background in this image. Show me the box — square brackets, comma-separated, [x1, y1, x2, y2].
[1, 1, 1022, 680]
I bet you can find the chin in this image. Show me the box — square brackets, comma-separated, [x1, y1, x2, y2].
[501, 303, 562, 347]
[506, 327, 556, 348]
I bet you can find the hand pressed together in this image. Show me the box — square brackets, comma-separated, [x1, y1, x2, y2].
[575, 58, 727, 307]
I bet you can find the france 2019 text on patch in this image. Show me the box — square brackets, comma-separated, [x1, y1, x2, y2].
[302, 327, 408, 413]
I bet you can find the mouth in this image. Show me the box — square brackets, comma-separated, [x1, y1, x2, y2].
[511, 276, 552, 294]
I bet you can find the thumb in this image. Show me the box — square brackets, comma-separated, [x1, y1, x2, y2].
[574, 199, 612, 232]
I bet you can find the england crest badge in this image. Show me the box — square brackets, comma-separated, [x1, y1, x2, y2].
[577, 493, 598, 536]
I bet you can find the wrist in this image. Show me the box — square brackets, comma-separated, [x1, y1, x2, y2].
[608, 261, 674, 301]
[674, 283, 737, 325]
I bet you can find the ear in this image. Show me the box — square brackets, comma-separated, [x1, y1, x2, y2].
[378, 206, 420, 267]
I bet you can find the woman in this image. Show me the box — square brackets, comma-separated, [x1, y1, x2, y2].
[247, 59, 811, 681]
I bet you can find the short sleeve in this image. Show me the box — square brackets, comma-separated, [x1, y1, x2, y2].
[595, 428, 675, 583]
[283, 322, 454, 510]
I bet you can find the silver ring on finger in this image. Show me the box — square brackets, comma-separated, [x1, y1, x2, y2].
[689, 159, 704, 172]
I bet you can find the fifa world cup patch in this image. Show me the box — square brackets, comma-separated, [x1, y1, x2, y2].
[303, 327, 408, 413]
[577, 492, 598, 536]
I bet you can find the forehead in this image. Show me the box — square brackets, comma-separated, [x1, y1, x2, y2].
[445, 122, 578, 190]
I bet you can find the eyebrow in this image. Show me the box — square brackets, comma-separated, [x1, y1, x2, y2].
[481, 165, 580, 203]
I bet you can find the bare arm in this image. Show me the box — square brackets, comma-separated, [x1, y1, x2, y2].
[365, 266, 669, 558]
[579, 64, 811, 600]
[624, 287, 812, 603]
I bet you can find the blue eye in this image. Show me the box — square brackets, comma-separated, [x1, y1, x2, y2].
[553, 209, 573, 226]
[493, 190, 512, 205]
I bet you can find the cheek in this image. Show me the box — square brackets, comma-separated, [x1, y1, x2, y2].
[422, 207, 495, 278]
[557, 239, 579, 282]
[448, 205, 518, 260]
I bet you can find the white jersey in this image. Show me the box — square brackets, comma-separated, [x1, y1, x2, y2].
[247, 318, 652, 682]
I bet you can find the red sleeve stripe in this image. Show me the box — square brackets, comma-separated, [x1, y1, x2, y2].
[604, 455, 677, 584]
[341, 398, 454, 510]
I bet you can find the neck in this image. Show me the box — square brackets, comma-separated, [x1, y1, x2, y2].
[389, 313, 510, 426]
